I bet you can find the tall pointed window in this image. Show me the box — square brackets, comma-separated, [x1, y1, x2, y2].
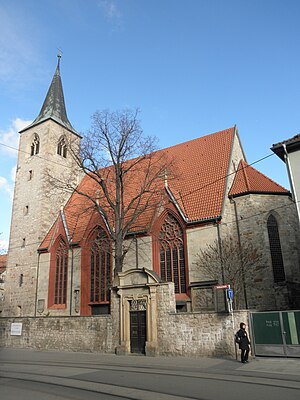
[57, 137, 67, 158]
[31, 134, 40, 156]
[159, 214, 187, 294]
[267, 214, 286, 283]
[90, 227, 111, 314]
[54, 239, 68, 305]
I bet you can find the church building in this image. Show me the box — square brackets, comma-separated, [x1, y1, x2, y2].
[2, 58, 300, 356]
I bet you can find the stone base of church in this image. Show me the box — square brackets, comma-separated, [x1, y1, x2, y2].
[0, 309, 249, 358]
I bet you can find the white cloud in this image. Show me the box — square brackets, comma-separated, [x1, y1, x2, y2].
[98, 0, 122, 24]
[0, 118, 32, 156]
[0, 239, 9, 253]
[10, 165, 17, 183]
[0, 176, 13, 198]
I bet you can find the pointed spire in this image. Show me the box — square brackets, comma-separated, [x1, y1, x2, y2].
[21, 54, 76, 134]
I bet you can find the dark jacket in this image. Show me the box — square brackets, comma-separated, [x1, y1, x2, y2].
[237, 328, 250, 350]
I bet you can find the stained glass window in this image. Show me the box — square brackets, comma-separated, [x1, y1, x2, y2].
[159, 214, 186, 293]
[90, 228, 111, 304]
[54, 239, 68, 304]
[267, 214, 286, 283]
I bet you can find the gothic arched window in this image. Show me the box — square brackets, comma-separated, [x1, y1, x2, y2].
[159, 214, 187, 294]
[31, 134, 40, 156]
[267, 214, 286, 283]
[90, 228, 111, 310]
[54, 239, 68, 305]
[57, 137, 67, 158]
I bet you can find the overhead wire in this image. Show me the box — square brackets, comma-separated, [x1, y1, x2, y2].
[0, 140, 294, 266]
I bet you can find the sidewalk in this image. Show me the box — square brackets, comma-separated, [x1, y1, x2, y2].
[0, 348, 299, 382]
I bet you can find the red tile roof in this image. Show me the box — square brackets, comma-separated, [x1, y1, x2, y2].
[39, 127, 287, 249]
[59, 127, 235, 244]
[229, 160, 289, 197]
[0, 253, 7, 274]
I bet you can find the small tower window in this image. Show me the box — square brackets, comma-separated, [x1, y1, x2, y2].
[28, 170, 33, 181]
[31, 134, 40, 156]
[24, 205, 29, 215]
[21, 238, 26, 248]
[57, 137, 67, 158]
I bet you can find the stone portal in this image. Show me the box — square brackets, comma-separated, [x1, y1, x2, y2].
[115, 268, 160, 356]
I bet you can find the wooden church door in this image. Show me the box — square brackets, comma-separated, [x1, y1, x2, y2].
[130, 299, 147, 354]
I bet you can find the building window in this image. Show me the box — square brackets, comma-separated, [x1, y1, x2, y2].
[21, 238, 26, 248]
[57, 137, 67, 158]
[90, 228, 111, 310]
[31, 134, 40, 156]
[28, 170, 33, 180]
[54, 239, 68, 305]
[19, 274, 23, 287]
[24, 205, 29, 215]
[267, 214, 286, 283]
[159, 214, 187, 294]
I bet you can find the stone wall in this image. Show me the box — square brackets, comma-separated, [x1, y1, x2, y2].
[156, 283, 249, 357]
[233, 194, 300, 310]
[0, 316, 114, 353]
[4, 120, 80, 317]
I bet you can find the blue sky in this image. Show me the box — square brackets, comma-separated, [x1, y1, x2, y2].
[1, 0, 300, 251]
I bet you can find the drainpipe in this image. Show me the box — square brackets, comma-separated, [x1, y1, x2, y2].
[69, 247, 74, 316]
[282, 144, 300, 228]
[230, 197, 248, 309]
[217, 223, 228, 312]
[34, 252, 41, 317]
[135, 236, 139, 269]
[216, 223, 225, 284]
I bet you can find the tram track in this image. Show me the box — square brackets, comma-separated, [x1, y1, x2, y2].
[1, 359, 300, 393]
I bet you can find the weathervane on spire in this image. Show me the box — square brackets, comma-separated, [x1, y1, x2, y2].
[57, 47, 63, 67]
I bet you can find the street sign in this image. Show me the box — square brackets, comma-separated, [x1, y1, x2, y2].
[214, 284, 229, 289]
[227, 288, 234, 300]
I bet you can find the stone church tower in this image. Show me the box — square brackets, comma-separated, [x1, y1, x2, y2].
[4, 56, 80, 316]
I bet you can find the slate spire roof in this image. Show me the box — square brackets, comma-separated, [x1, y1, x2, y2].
[229, 160, 289, 197]
[20, 56, 77, 134]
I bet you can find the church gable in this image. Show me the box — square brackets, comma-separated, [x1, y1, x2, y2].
[39, 211, 69, 252]
[229, 159, 290, 197]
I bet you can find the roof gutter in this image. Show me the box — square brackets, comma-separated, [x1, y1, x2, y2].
[186, 215, 221, 226]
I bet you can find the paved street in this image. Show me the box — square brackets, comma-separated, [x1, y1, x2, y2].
[0, 348, 300, 400]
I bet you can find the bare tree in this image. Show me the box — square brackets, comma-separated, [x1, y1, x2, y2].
[50, 109, 174, 276]
[193, 236, 261, 309]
